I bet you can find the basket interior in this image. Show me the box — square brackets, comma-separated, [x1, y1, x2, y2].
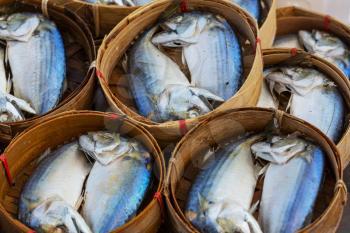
[170, 109, 339, 231]
[102, 0, 259, 124]
[0, 1, 94, 120]
[0, 113, 163, 230]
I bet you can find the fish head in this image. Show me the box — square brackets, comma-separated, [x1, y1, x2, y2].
[207, 200, 261, 233]
[299, 30, 348, 59]
[79, 131, 132, 165]
[0, 13, 40, 42]
[152, 13, 210, 47]
[158, 85, 224, 121]
[28, 197, 92, 233]
[251, 135, 313, 164]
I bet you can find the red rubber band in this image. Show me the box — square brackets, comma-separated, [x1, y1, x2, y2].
[255, 37, 261, 51]
[324, 15, 331, 31]
[0, 154, 13, 185]
[290, 48, 298, 56]
[154, 192, 164, 222]
[179, 120, 188, 136]
[96, 70, 107, 83]
[108, 113, 119, 120]
[180, 0, 188, 12]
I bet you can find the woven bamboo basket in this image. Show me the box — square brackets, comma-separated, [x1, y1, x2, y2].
[0, 110, 165, 233]
[262, 48, 350, 169]
[0, 0, 96, 143]
[32, 0, 276, 41]
[259, 0, 276, 48]
[165, 108, 347, 233]
[274, 6, 350, 60]
[96, 0, 263, 144]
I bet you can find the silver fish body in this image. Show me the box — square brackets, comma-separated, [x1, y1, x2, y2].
[0, 13, 66, 115]
[186, 135, 262, 233]
[252, 136, 325, 233]
[127, 26, 223, 122]
[264, 67, 345, 143]
[82, 140, 152, 233]
[152, 12, 243, 101]
[19, 142, 92, 233]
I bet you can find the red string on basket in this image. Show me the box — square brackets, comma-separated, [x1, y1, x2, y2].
[108, 113, 119, 120]
[179, 120, 188, 136]
[154, 192, 165, 222]
[96, 70, 107, 84]
[323, 15, 331, 31]
[180, 0, 189, 12]
[255, 37, 261, 51]
[0, 154, 13, 185]
[290, 48, 298, 56]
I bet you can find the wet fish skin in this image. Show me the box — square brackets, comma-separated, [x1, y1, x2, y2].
[0, 13, 66, 115]
[82, 142, 152, 233]
[232, 0, 261, 22]
[186, 135, 263, 233]
[19, 142, 92, 233]
[298, 30, 350, 78]
[252, 136, 325, 233]
[128, 26, 223, 122]
[264, 66, 345, 143]
[153, 12, 243, 101]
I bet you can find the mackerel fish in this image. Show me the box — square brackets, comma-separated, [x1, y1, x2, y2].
[152, 12, 243, 101]
[263, 66, 345, 143]
[127, 26, 223, 122]
[0, 13, 66, 115]
[19, 142, 92, 233]
[186, 135, 263, 233]
[251, 135, 325, 233]
[79, 131, 152, 233]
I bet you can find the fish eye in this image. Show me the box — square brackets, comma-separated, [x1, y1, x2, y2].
[188, 108, 200, 118]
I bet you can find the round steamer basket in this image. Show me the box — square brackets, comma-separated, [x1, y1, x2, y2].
[30, 0, 276, 41]
[0, 111, 165, 233]
[262, 48, 350, 169]
[96, 0, 263, 145]
[165, 108, 348, 233]
[0, 0, 96, 143]
[275, 6, 350, 73]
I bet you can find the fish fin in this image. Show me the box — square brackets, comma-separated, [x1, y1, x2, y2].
[216, 217, 239, 233]
[189, 87, 224, 102]
[249, 201, 259, 214]
[244, 211, 263, 233]
[198, 193, 209, 213]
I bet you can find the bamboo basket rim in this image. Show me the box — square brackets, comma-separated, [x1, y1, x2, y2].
[96, 0, 261, 128]
[0, 110, 166, 233]
[262, 48, 350, 169]
[165, 107, 347, 233]
[0, 0, 96, 127]
[275, 6, 350, 47]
